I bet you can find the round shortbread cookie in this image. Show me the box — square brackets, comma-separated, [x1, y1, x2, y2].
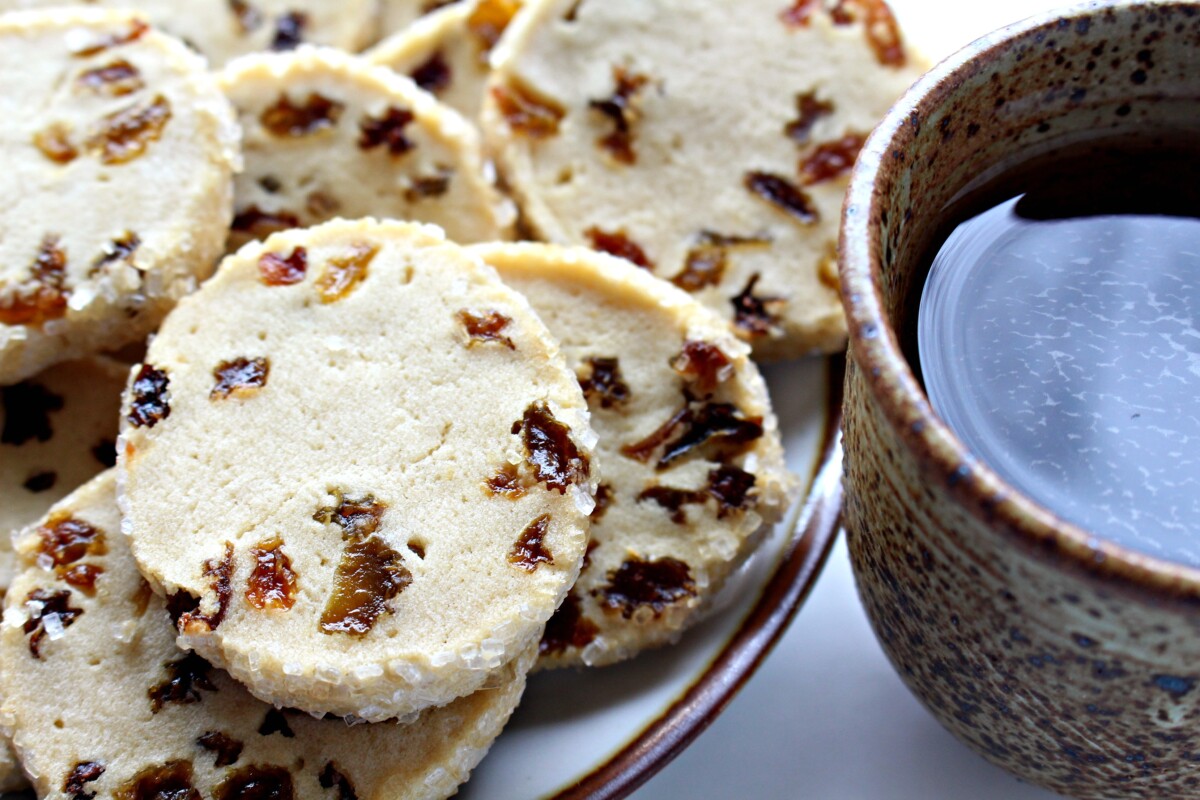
[473, 243, 792, 668]
[482, 0, 926, 360]
[0, 471, 537, 800]
[118, 218, 595, 720]
[0, 0, 379, 67]
[0, 9, 238, 384]
[379, 0, 464, 38]
[1, 357, 128, 594]
[368, 0, 523, 124]
[220, 47, 514, 251]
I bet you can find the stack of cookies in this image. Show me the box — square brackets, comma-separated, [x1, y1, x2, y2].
[0, 2, 924, 797]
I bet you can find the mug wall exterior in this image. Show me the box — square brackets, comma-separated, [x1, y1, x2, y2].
[839, 2, 1200, 797]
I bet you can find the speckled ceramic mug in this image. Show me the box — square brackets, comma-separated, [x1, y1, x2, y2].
[839, 2, 1200, 797]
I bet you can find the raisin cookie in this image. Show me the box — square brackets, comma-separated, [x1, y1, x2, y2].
[473, 243, 791, 667]
[482, 0, 926, 359]
[368, 0, 523, 124]
[379, 0, 464, 38]
[1, 357, 128, 592]
[0, 470, 537, 800]
[118, 218, 595, 720]
[221, 47, 513, 251]
[0, 0, 379, 67]
[0, 9, 238, 384]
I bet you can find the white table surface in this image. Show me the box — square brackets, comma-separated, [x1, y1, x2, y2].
[635, 1, 1084, 797]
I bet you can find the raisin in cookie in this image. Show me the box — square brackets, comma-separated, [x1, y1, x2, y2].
[1, 357, 127, 592]
[0, 471, 537, 800]
[482, 0, 926, 360]
[118, 218, 594, 720]
[473, 243, 791, 667]
[0, 9, 238, 384]
[368, 0, 523, 124]
[379, 0, 464, 38]
[221, 47, 513, 251]
[0, 0, 379, 67]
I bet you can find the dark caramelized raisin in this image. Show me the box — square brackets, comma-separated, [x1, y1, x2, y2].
[78, 59, 143, 96]
[598, 557, 695, 618]
[313, 492, 387, 539]
[178, 542, 235, 634]
[743, 171, 817, 223]
[38, 513, 105, 567]
[258, 709, 294, 738]
[588, 66, 650, 164]
[71, 19, 149, 57]
[637, 485, 707, 524]
[458, 309, 515, 349]
[798, 132, 866, 185]
[270, 11, 308, 50]
[485, 462, 527, 499]
[215, 765, 294, 800]
[261, 92, 344, 137]
[34, 123, 77, 164]
[318, 763, 357, 800]
[619, 405, 689, 464]
[518, 402, 590, 492]
[258, 246, 307, 285]
[236, 208, 302, 243]
[23, 471, 56, 492]
[87, 94, 172, 165]
[230, 0, 263, 31]
[2, 380, 63, 444]
[246, 536, 297, 610]
[509, 514, 553, 572]
[65, 761, 105, 800]
[669, 230, 771, 293]
[91, 231, 141, 273]
[590, 483, 614, 523]
[22, 588, 83, 658]
[198, 731, 243, 767]
[211, 357, 270, 400]
[62, 564, 103, 595]
[166, 590, 200, 624]
[358, 107, 415, 156]
[670, 340, 731, 396]
[148, 652, 216, 712]
[707, 465, 756, 516]
[621, 396, 762, 469]
[492, 81, 565, 138]
[577, 357, 630, 409]
[316, 242, 378, 303]
[115, 761, 198, 800]
[0, 235, 69, 326]
[585, 227, 653, 269]
[319, 537, 411, 635]
[731, 273, 785, 338]
[539, 592, 597, 655]
[467, 0, 520, 61]
[410, 50, 452, 95]
[127, 365, 170, 428]
[785, 91, 834, 144]
[404, 167, 453, 201]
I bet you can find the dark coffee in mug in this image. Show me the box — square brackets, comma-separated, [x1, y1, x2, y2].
[916, 137, 1200, 565]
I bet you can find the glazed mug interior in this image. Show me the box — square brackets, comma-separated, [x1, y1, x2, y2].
[839, 1, 1200, 796]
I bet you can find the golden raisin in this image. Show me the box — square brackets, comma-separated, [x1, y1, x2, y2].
[458, 309, 515, 349]
[358, 107, 416, 156]
[798, 132, 867, 185]
[831, 0, 907, 66]
[71, 19, 149, 58]
[492, 81, 565, 138]
[588, 66, 650, 165]
[91, 231, 141, 274]
[319, 537, 411, 635]
[87, 94, 171, 165]
[61, 564, 103, 595]
[315, 242, 379, 303]
[78, 59, 144, 96]
[246, 536, 297, 610]
[669, 340, 732, 396]
[314, 492, 388, 539]
[257, 246, 307, 285]
[485, 462, 527, 499]
[211, 357, 270, 400]
[33, 123, 77, 164]
[126, 364, 170, 428]
[115, 762, 199, 800]
[22, 588, 83, 658]
[0, 235, 69, 326]
[516, 402, 590, 492]
[178, 542, 234, 634]
[37, 514, 106, 567]
[585, 227, 653, 269]
[785, 91, 834, 144]
[509, 514, 553, 572]
[260, 92, 344, 137]
[467, 0, 520, 62]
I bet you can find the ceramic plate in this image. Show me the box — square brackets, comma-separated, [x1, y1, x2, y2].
[459, 357, 844, 799]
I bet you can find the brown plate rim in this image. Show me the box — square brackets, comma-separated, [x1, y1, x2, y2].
[548, 355, 846, 800]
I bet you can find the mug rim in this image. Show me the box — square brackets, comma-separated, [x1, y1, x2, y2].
[838, 0, 1200, 600]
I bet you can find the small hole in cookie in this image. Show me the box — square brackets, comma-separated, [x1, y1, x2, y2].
[54, 719, 64, 729]
[407, 539, 426, 559]
[403, 265, 414, 285]
[257, 331, 267, 341]
[555, 166, 574, 185]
